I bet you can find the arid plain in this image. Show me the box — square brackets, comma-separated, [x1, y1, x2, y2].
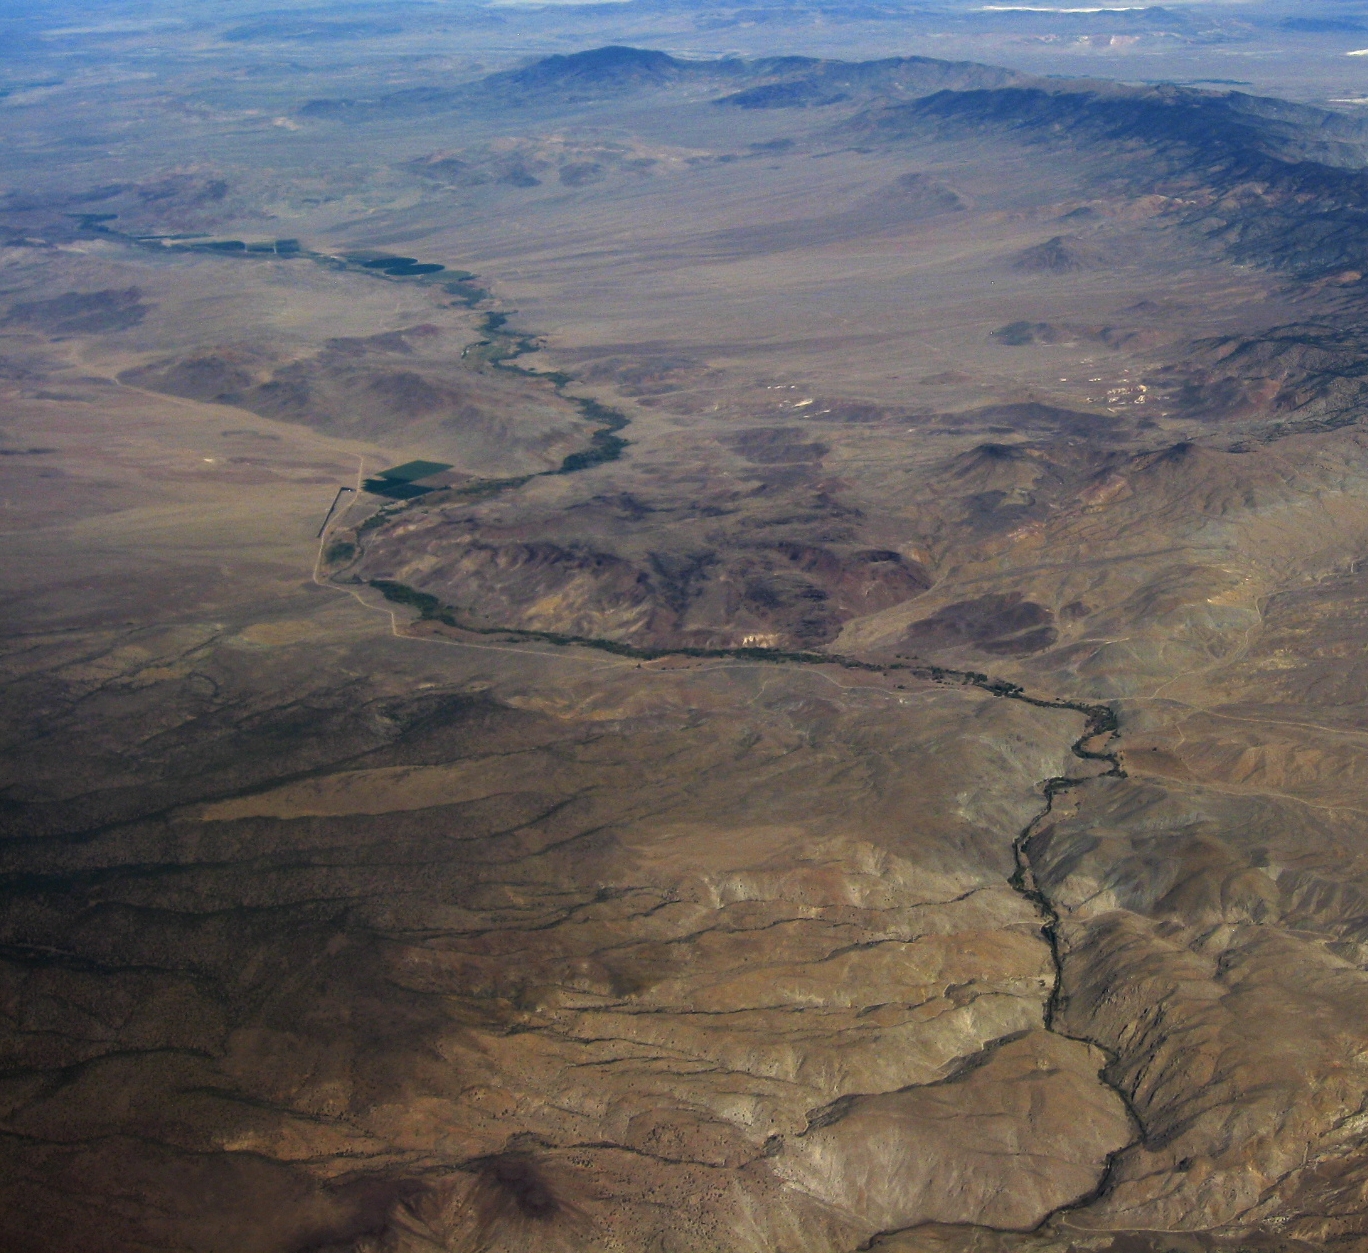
[10, 5, 1368, 1253]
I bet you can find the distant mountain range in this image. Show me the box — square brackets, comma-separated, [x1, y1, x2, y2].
[300, 43, 1368, 283]
[473, 45, 1368, 276]
[479, 44, 1026, 106]
[300, 44, 1027, 117]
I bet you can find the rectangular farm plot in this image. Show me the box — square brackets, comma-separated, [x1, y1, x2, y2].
[376, 460, 454, 482]
[363, 459, 456, 499]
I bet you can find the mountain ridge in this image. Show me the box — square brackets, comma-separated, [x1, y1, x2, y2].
[298, 45, 1029, 117]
